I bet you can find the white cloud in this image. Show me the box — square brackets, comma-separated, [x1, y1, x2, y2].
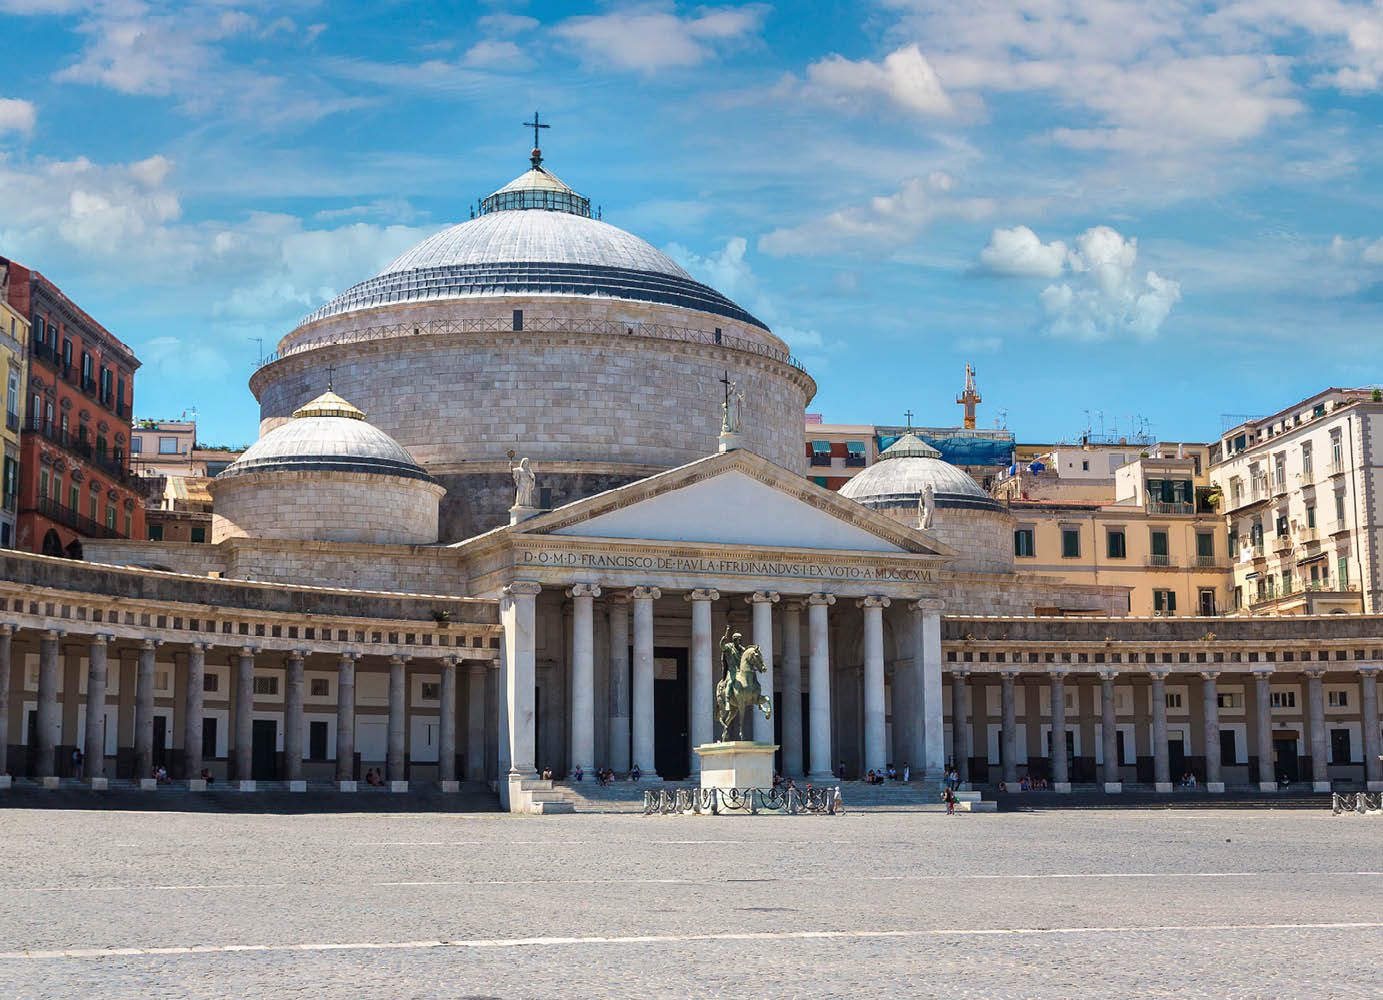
[477, 13, 539, 36]
[462, 39, 528, 69]
[555, 4, 766, 73]
[978, 225, 1067, 278]
[803, 44, 954, 117]
[1028, 226, 1182, 340]
[759, 173, 995, 257]
[0, 98, 36, 136]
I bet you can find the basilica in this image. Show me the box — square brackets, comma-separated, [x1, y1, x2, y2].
[3, 140, 1380, 810]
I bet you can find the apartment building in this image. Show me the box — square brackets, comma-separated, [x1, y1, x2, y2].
[0, 280, 27, 547]
[1210, 388, 1380, 615]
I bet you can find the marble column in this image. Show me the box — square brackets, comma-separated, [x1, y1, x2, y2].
[502, 581, 542, 796]
[567, 584, 600, 775]
[779, 598, 803, 777]
[748, 591, 779, 746]
[1254, 669, 1275, 792]
[630, 586, 660, 779]
[806, 594, 835, 780]
[1151, 671, 1171, 792]
[36, 630, 61, 779]
[134, 638, 158, 781]
[950, 669, 970, 784]
[466, 663, 486, 781]
[1201, 671, 1223, 792]
[439, 657, 458, 787]
[387, 654, 407, 785]
[607, 595, 631, 776]
[913, 600, 945, 780]
[232, 648, 254, 782]
[1000, 671, 1019, 785]
[860, 595, 889, 774]
[1307, 669, 1329, 792]
[687, 589, 718, 774]
[0, 625, 10, 778]
[1100, 670, 1120, 792]
[182, 642, 206, 783]
[1362, 667, 1382, 792]
[85, 635, 110, 781]
[1049, 670, 1069, 792]
[283, 651, 304, 784]
[336, 652, 358, 784]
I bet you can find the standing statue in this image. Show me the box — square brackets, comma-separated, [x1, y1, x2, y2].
[715, 627, 771, 741]
[511, 457, 537, 508]
[920, 482, 936, 530]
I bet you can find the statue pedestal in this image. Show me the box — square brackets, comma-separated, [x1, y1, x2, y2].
[509, 504, 541, 525]
[695, 741, 778, 790]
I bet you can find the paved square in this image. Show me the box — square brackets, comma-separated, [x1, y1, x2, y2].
[1, 806, 1380, 998]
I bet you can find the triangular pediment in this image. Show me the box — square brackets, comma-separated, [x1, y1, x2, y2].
[511, 450, 955, 557]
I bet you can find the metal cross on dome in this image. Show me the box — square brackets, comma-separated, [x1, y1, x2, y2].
[903, 409, 914, 432]
[524, 111, 550, 166]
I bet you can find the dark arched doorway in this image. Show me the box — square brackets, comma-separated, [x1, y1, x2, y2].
[64, 539, 83, 560]
[41, 529, 63, 556]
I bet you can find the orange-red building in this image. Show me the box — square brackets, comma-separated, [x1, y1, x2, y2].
[2, 258, 143, 556]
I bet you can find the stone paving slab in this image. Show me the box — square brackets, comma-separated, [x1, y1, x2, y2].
[1, 808, 1379, 998]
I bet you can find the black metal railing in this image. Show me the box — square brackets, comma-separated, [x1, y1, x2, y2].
[28, 422, 134, 484]
[28, 495, 124, 539]
[30, 338, 59, 367]
[4, 411, 17, 432]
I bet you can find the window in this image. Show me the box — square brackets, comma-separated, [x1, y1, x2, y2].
[38, 468, 48, 503]
[148, 523, 164, 541]
[252, 675, 278, 696]
[131, 436, 142, 454]
[1150, 530, 1169, 557]
[1335, 493, 1346, 521]
[1302, 443, 1313, 478]
[310, 678, 330, 697]
[1153, 590, 1176, 615]
[62, 337, 72, 374]
[1228, 532, 1239, 558]
[1233, 586, 1243, 609]
[1081, 460, 1089, 471]
[1217, 691, 1244, 709]
[844, 441, 866, 467]
[1339, 556, 1349, 586]
[1198, 589, 1216, 615]
[1014, 529, 1035, 557]
[87, 488, 97, 520]
[190, 525, 206, 543]
[1271, 690, 1296, 708]
[1328, 690, 1348, 707]
[1196, 532, 1214, 558]
[158, 436, 179, 454]
[1306, 506, 1316, 529]
[155, 671, 169, 690]
[1331, 729, 1352, 765]
[1331, 431, 1343, 468]
[810, 440, 831, 466]
[1275, 513, 1288, 537]
[203, 673, 219, 692]
[96, 435, 106, 457]
[115, 376, 124, 412]
[1106, 529, 1126, 559]
[1165, 692, 1183, 708]
[81, 351, 92, 386]
[1061, 528, 1080, 558]
[5, 372, 15, 421]
[421, 681, 441, 701]
[99, 366, 112, 404]
[105, 504, 115, 530]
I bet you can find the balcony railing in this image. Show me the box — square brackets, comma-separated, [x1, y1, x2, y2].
[26, 495, 124, 539]
[809, 454, 832, 467]
[1252, 542, 1265, 558]
[27, 421, 134, 484]
[1146, 500, 1195, 515]
[1271, 475, 1289, 495]
[4, 411, 16, 432]
[30, 338, 60, 368]
[1299, 526, 1319, 542]
[1194, 555, 1221, 568]
[1328, 519, 1350, 535]
[1148, 553, 1175, 567]
[1272, 535, 1293, 553]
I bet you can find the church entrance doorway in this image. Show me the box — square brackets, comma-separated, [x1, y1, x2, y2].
[152, 716, 167, 770]
[653, 646, 688, 780]
[252, 719, 278, 780]
[1272, 736, 1299, 783]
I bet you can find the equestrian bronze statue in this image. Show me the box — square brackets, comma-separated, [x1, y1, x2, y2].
[715, 627, 771, 741]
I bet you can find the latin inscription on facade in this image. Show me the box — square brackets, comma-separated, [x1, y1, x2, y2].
[519, 549, 934, 583]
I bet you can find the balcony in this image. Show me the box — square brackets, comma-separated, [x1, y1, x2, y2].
[1299, 526, 1318, 543]
[1272, 535, 1293, 555]
[809, 454, 832, 467]
[26, 422, 134, 485]
[1194, 555, 1222, 568]
[4, 411, 16, 432]
[80, 376, 97, 397]
[1146, 500, 1195, 515]
[1147, 553, 1176, 568]
[1252, 542, 1265, 558]
[25, 495, 124, 539]
[1327, 462, 1347, 477]
[30, 338, 60, 368]
[1328, 519, 1350, 536]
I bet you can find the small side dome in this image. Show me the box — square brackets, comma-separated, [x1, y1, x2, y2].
[839, 432, 1000, 511]
[210, 390, 444, 545]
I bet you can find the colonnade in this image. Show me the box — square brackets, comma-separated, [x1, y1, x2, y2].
[0, 625, 492, 789]
[500, 582, 948, 787]
[946, 665, 1383, 792]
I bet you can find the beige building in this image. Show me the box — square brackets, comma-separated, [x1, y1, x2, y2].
[0, 288, 26, 548]
[1210, 388, 1381, 615]
[1008, 447, 1228, 616]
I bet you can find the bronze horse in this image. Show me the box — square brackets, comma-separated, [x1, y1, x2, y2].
[716, 627, 771, 741]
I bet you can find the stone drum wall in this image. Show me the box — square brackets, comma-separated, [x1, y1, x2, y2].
[211, 471, 444, 546]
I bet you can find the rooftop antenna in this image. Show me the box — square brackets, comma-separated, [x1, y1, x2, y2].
[997, 407, 1009, 430]
[249, 336, 263, 366]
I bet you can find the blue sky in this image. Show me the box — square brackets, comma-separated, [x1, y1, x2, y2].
[1, 1, 1381, 448]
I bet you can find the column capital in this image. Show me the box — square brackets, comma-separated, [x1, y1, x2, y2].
[1359, 665, 1382, 678]
[1199, 669, 1221, 680]
[857, 595, 891, 610]
[746, 590, 780, 605]
[911, 597, 946, 614]
[1304, 666, 1328, 679]
[286, 648, 307, 662]
[1097, 668, 1119, 681]
[630, 585, 661, 601]
[806, 593, 836, 607]
[685, 588, 720, 603]
[1046, 667, 1069, 679]
[0, 623, 12, 636]
[388, 654, 412, 666]
[238, 646, 257, 657]
[566, 583, 602, 600]
[1251, 665, 1274, 678]
[1148, 669, 1170, 682]
[43, 628, 64, 640]
[503, 580, 542, 599]
[140, 637, 161, 649]
[339, 651, 361, 663]
[949, 666, 970, 679]
[188, 640, 210, 652]
[87, 634, 110, 647]
[999, 668, 1021, 680]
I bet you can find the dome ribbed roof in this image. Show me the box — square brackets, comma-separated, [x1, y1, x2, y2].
[294, 160, 767, 331]
[216, 392, 436, 485]
[840, 432, 1000, 511]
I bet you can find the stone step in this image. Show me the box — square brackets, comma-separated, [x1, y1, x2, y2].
[533, 800, 575, 814]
